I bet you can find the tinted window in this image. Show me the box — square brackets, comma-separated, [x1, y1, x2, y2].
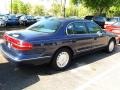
[67, 22, 87, 34]
[93, 16, 106, 22]
[84, 16, 93, 20]
[86, 22, 101, 33]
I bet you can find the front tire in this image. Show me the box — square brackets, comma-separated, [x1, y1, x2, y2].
[106, 40, 115, 53]
[51, 48, 72, 70]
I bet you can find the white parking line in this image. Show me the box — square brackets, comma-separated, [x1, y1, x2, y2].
[76, 62, 120, 90]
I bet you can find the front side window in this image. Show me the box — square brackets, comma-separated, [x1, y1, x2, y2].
[67, 22, 88, 34]
[27, 19, 61, 33]
[86, 21, 102, 33]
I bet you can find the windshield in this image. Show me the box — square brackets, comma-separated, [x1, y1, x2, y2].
[27, 19, 61, 33]
[8, 15, 17, 19]
[27, 16, 34, 19]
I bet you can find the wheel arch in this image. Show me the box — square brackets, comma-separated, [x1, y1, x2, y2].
[109, 37, 116, 45]
[51, 46, 75, 61]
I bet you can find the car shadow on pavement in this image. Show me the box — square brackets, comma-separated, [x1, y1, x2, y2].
[0, 63, 40, 90]
[0, 46, 119, 90]
[13, 46, 120, 76]
[24, 46, 120, 72]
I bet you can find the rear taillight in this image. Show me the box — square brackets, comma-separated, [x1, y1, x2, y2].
[3, 33, 32, 51]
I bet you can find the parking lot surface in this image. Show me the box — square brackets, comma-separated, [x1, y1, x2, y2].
[0, 28, 120, 90]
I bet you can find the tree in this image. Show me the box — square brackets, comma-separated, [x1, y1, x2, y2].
[66, 5, 78, 17]
[108, 6, 120, 17]
[50, 3, 61, 16]
[10, 0, 20, 14]
[10, 0, 31, 15]
[18, 1, 31, 15]
[33, 5, 44, 15]
[81, 0, 119, 15]
[70, 0, 80, 6]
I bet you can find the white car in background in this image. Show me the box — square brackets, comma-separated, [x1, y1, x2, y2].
[105, 17, 120, 28]
[0, 19, 6, 27]
[0, 15, 6, 27]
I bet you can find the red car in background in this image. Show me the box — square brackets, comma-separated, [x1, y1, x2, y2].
[105, 22, 120, 42]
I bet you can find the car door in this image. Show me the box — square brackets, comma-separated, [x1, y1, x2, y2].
[85, 21, 108, 49]
[66, 21, 93, 53]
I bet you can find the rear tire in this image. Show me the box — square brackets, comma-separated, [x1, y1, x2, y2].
[51, 48, 72, 70]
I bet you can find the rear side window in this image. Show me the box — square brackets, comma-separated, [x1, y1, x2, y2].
[86, 21, 102, 33]
[67, 22, 88, 34]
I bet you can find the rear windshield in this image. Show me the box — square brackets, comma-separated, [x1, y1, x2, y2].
[27, 19, 61, 33]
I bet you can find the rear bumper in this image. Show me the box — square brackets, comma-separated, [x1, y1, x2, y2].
[0, 45, 51, 65]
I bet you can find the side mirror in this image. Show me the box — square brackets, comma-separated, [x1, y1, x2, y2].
[97, 31, 103, 36]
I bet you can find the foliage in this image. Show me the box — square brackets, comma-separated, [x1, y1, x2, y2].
[50, 3, 62, 16]
[11, 0, 19, 14]
[108, 6, 120, 17]
[18, 2, 31, 15]
[10, 0, 120, 17]
[66, 5, 78, 17]
[70, 0, 80, 5]
[10, 0, 31, 14]
[33, 5, 44, 15]
[78, 5, 93, 18]
[81, 0, 119, 15]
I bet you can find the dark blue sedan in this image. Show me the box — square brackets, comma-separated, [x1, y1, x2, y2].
[0, 18, 117, 70]
[3, 15, 19, 26]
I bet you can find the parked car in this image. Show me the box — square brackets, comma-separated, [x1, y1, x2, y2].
[93, 16, 106, 29]
[3, 15, 19, 26]
[104, 22, 120, 42]
[0, 19, 6, 27]
[0, 15, 6, 27]
[69, 16, 79, 19]
[16, 14, 23, 19]
[84, 16, 106, 29]
[84, 15, 94, 20]
[104, 17, 120, 28]
[35, 16, 54, 21]
[0, 18, 117, 70]
[19, 15, 37, 26]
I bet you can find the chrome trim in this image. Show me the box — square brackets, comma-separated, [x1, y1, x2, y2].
[0, 46, 51, 62]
